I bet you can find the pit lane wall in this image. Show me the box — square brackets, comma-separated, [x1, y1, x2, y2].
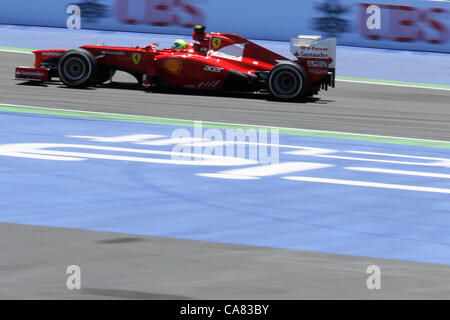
[0, 0, 449, 53]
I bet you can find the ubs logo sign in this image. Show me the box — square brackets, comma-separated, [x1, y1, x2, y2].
[116, 0, 205, 28]
[73, 0, 109, 23]
[312, 0, 351, 38]
[358, 3, 449, 44]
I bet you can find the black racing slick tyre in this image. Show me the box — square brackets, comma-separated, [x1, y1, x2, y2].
[268, 62, 308, 101]
[58, 49, 97, 88]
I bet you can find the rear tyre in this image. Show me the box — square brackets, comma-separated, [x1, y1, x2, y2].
[268, 62, 308, 101]
[58, 49, 97, 87]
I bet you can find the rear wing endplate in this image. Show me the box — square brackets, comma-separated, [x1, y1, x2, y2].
[290, 35, 336, 69]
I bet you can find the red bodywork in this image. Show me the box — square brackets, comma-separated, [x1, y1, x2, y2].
[15, 28, 334, 93]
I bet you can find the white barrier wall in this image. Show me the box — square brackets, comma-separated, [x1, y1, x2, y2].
[0, 0, 449, 53]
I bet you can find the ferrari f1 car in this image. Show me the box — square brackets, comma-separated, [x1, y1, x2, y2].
[15, 25, 336, 101]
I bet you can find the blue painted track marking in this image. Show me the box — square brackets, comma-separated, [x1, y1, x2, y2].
[1, 111, 450, 264]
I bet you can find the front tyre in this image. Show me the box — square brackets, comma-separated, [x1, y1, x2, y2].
[58, 49, 97, 88]
[92, 67, 115, 85]
[268, 62, 308, 101]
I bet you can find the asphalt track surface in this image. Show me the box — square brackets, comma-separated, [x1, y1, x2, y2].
[1, 51, 450, 299]
[3, 52, 450, 140]
[2, 223, 450, 300]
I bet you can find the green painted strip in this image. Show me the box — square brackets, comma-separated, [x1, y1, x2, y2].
[336, 76, 450, 90]
[0, 46, 34, 53]
[1, 104, 450, 149]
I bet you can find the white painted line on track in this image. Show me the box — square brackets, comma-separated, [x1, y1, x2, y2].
[316, 154, 440, 166]
[336, 79, 450, 91]
[347, 150, 449, 161]
[283, 176, 450, 194]
[0, 143, 257, 166]
[346, 151, 450, 166]
[198, 162, 332, 180]
[137, 137, 208, 146]
[69, 134, 164, 143]
[346, 167, 450, 179]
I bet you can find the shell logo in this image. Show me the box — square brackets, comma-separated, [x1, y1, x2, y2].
[164, 58, 182, 74]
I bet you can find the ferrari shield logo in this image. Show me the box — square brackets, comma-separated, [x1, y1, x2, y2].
[212, 37, 222, 50]
[132, 53, 141, 65]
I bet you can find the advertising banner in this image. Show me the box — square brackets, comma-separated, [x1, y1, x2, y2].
[0, 0, 449, 53]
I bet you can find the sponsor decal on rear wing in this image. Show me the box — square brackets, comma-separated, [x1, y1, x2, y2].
[290, 35, 337, 69]
[291, 35, 336, 87]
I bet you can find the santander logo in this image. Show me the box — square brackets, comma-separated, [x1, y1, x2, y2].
[16, 70, 44, 77]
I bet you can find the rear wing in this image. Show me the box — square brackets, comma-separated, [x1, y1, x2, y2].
[290, 35, 336, 87]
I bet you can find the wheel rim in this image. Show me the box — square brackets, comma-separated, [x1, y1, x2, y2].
[63, 57, 86, 81]
[272, 71, 300, 98]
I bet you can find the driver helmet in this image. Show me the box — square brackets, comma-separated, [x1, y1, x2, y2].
[171, 39, 187, 50]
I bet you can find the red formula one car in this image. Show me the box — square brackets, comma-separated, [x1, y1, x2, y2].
[15, 25, 336, 101]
